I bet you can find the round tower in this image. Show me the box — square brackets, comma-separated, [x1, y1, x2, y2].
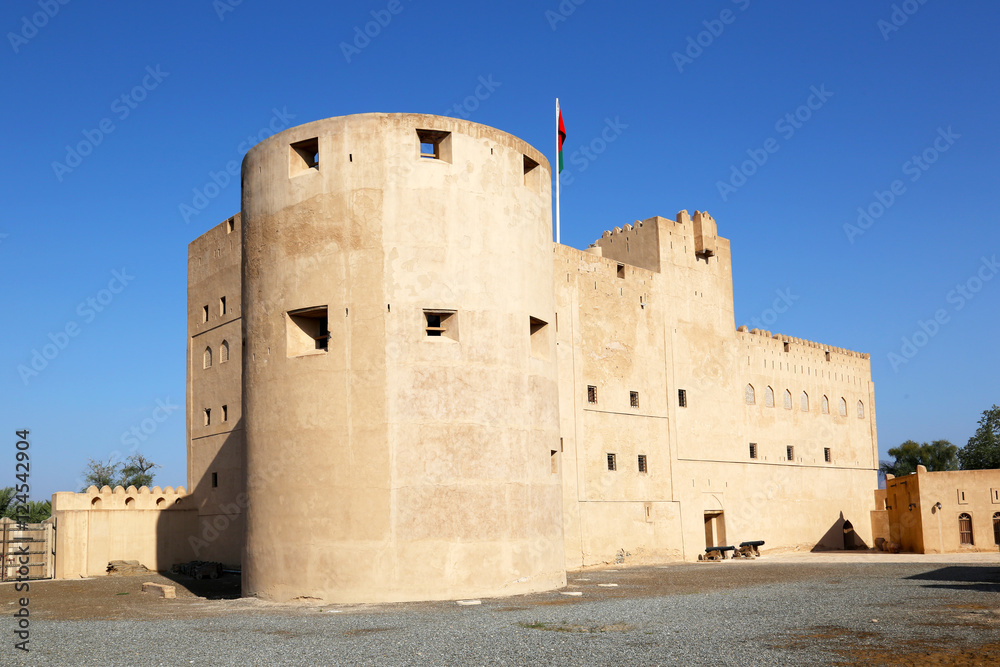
[240, 113, 565, 602]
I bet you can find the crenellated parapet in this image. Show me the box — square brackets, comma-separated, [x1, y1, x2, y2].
[51, 485, 191, 512]
[736, 325, 870, 361]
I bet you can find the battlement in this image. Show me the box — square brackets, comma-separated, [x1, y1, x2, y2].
[593, 210, 725, 273]
[51, 484, 191, 512]
[737, 325, 870, 361]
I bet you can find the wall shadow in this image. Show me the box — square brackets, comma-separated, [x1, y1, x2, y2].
[811, 512, 870, 551]
[905, 565, 1000, 593]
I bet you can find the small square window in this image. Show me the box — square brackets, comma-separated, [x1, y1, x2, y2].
[523, 155, 541, 192]
[588, 385, 597, 404]
[824, 447, 831, 463]
[211, 472, 218, 488]
[416, 129, 452, 163]
[749, 443, 758, 460]
[424, 310, 458, 341]
[204, 408, 211, 427]
[637, 454, 647, 473]
[290, 137, 319, 175]
[607, 453, 617, 471]
[786, 445, 794, 462]
[529, 317, 549, 359]
[630, 391, 639, 409]
[678, 389, 687, 407]
[287, 306, 330, 356]
[220, 296, 227, 316]
[222, 405, 228, 422]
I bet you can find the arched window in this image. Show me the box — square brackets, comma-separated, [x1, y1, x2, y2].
[800, 392, 809, 412]
[993, 512, 1000, 546]
[745, 384, 755, 405]
[764, 386, 774, 408]
[220, 340, 230, 363]
[203, 347, 212, 369]
[839, 397, 847, 416]
[857, 401, 865, 419]
[821, 395, 830, 414]
[959, 513, 974, 545]
[783, 389, 792, 410]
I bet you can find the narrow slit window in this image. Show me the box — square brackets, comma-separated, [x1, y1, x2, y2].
[749, 443, 758, 460]
[824, 447, 831, 463]
[786, 445, 794, 461]
[607, 453, 617, 471]
[424, 310, 459, 341]
[678, 389, 687, 407]
[637, 454, 647, 473]
[220, 296, 227, 316]
[211, 472, 218, 488]
[286, 306, 330, 356]
[204, 408, 211, 427]
[630, 391, 639, 409]
[222, 405, 228, 422]
[588, 385, 597, 404]
[202, 305, 209, 323]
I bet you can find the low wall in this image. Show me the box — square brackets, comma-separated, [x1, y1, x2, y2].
[51, 485, 199, 579]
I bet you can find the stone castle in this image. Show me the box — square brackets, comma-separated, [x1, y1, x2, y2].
[53, 113, 880, 603]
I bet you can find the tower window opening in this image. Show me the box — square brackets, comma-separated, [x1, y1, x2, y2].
[417, 129, 452, 162]
[287, 306, 330, 356]
[290, 137, 320, 175]
[424, 310, 458, 341]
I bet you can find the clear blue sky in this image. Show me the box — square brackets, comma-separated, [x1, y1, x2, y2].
[2, 0, 997, 499]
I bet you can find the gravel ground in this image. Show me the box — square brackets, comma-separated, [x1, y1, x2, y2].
[1, 557, 998, 666]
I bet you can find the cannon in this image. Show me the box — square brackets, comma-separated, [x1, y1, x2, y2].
[700, 545, 735, 561]
[736, 540, 765, 558]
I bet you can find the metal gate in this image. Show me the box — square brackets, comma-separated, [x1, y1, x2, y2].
[1, 518, 54, 581]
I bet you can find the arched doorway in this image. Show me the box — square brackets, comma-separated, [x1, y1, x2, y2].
[843, 519, 857, 550]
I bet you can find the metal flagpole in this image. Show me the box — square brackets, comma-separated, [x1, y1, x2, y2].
[555, 98, 561, 245]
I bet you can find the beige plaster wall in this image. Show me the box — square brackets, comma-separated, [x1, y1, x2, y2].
[51, 486, 197, 578]
[886, 468, 1000, 553]
[240, 113, 565, 603]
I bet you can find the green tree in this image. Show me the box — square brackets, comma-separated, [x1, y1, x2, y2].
[81, 454, 160, 490]
[958, 404, 1000, 470]
[0, 488, 51, 522]
[880, 439, 959, 477]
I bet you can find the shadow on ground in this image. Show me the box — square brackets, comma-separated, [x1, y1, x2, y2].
[157, 571, 242, 599]
[905, 565, 1000, 592]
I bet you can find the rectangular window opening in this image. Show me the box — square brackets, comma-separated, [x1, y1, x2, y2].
[286, 306, 330, 357]
[424, 309, 458, 341]
[749, 443, 758, 460]
[607, 453, 617, 471]
[290, 137, 320, 176]
[529, 316, 549, 359]
[417, 129, 452, 162]
[824, 447, 831, 463]
[617, 263, 625, 279]
[220, 296, 227, 316]
[678, 389, 687, 407]
[588, 385, 597, 405]
[630, 391, 639, 409]
[211, 472, 218, 488]
[202, 305, 209, 323]
[222, 405, 228, 422]
[204, 408, 211, 427]
[638, 454, 648, 473]
[523, 154, 541, 192]
[786, 445, 795, 461]
[226, 219, 234, 234]
[550, 450, 558, 474]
